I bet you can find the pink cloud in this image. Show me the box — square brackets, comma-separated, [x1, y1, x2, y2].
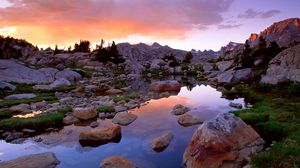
[0, 0, 234, 45]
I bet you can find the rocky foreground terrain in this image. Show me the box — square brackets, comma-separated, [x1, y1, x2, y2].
[0, 18, 299, 168]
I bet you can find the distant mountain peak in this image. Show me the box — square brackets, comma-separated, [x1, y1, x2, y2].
[151, 42, 162, 48]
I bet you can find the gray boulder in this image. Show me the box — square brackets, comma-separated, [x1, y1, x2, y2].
[216, 60, 234, 72]
[55, 69, 82, 83]
[261, 44, 300, 84]
[217, 68, 254, 83]
[0, 60, 52, 84]
[5, 93, 36, 100]
[50, 78, 71, 89]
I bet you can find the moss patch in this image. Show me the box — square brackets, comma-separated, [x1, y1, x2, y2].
[96, 105, 115, 113]
[0, 112, 64, 131]
[112, 92, 139, 103]
[230, 82, 300, 168]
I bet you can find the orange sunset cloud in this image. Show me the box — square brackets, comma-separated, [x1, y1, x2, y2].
[0, 0, 233, 47]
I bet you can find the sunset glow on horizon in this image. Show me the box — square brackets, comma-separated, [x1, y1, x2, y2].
[0, 0, 299, 51]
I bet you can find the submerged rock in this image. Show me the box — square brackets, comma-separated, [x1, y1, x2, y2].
[100, 156, 136, 168]
[150, 132, 174, 152]
[0, 152, 60, 168]
[171, 104, 190, 115]
[4, 93, 36, 100]
[177, 114, 203, 127]
[79, 125, 121, 146]
[183, 113, 265, 168]
[112, 112, 137, 126]
[73, 107, 97, 120]
[149, 80, 181, 92]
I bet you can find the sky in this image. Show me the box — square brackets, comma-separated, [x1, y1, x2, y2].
[0, 0, 299, 51]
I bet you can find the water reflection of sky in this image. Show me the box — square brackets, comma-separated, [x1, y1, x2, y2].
[0, 85, 245, 168]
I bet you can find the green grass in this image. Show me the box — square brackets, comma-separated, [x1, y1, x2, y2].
[0, 110, 12, 120]
[96, 105, 115, 113]
[0, 112, 64, 131]
[114, 80, 127, 89]
[230, 83, 300, 168]
[0, 93, 57, 108]
[112, 92, 139, 103]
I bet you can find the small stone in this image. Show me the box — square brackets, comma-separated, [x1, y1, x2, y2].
[63, 115, 79, 125]
[100, 156, 136, 168]
[150, 132, 174, 152]
[178, 114, 203, 127]
[112, 112, 137, 126]
[90, 121, 99, 128]
[106, 89, 123, 95]
[32, 85, 53, 91]
[171, 104, 190, 115]
[73, 107, 97, 120]
[22, 129, 36, 134]
[99, 113, 106, 119]
[5, 93, 36, 100]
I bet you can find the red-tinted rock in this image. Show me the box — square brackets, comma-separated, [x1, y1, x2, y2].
[183, 113, 265, 168]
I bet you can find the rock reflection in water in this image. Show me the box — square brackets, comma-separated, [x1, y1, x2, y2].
[0, 84, 245, 168]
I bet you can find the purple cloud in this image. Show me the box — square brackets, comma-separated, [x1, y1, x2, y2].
[238, 8, 280, 19]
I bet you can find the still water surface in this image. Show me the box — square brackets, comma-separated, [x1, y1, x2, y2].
[0, 85, 245, 168]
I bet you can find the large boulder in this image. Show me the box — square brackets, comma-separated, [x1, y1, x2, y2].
[79, 125, 121, 146]
[217, 68, 254, 83]
[4, 93, 36, 100]
[100, 156, 136, 168]
[54, 69, 82, 83]
[0, 152, 60, 168]
[232, 68, 254, 82]
[38, 68, 58, 82]
[112, 112, 137, 126]
[49, 78, 71, 89]
[0, 60, 52, 84]
[73, 107, 97, 120]
[183, 113, 265, 168]
[150, 132, 174, 152]
[216, 60, 234, 72]
[149, 80, 181, 92]
[261, 44, 300, 84]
